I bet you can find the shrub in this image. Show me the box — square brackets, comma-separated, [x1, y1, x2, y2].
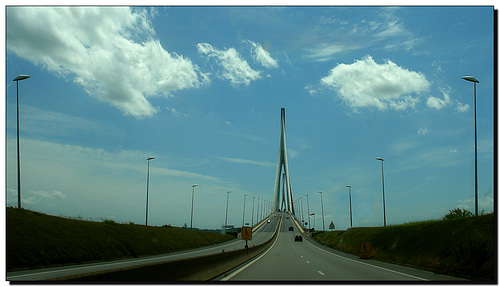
[443, 208, 473, 220]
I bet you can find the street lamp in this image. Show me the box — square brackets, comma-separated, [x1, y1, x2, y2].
[462, 75, 479, 217]
[145, 157, 155, 226]
[376, 157, 386, 227]
[242, 194, 248, 226]
[190, 184, 198, 229]
[346, 185, 352, 227]
[305, 194, 310, 230]
[318, 191, 325, 231]
[251, 196, 256, 226]
[13, 74, 30, 209]
[224, 191, 231, 231]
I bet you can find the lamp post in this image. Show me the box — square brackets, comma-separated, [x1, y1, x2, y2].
[318, 191, 325, 231]
[13, 75, 30, 209]
[251, 196, 256, 226]
[224, 191, 231, 231]
[462, 75, 479, 216]
[376, 157, 386, 227]
[346, 185, 352, 227]
[190, 184, 198, 229]
[242, 194, 247, 226]
[306, 194, 310, 230]
[145, 157, 155, 226]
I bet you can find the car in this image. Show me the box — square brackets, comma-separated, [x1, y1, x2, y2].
[294, 235, 303, 242]
[288, 226, 294, 231]
[267, 220, 271, 223]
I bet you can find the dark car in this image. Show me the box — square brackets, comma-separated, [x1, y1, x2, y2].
[289, 226, 294, 231]
[294, 235, 303, 242]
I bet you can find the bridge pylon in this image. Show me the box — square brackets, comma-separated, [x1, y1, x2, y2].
[273, 108, 295, 215]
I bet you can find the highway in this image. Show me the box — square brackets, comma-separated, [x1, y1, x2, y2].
[6, 215, 279, 281]
[217, 214, 465, 282]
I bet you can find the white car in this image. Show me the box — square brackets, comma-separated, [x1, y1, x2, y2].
[267, 220, 271, 223]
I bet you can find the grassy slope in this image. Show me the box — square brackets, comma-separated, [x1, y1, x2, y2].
[6, 207, 234, 271]
[313, 214, 495, 281]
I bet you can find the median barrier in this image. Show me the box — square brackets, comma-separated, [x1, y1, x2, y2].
[56, 214, 282, 282]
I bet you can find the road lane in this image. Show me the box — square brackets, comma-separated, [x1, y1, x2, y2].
[223, 215, 465, 282]
[7, 214, 279, 281]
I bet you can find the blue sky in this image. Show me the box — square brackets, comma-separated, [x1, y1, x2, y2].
[5, 6, 494, 230]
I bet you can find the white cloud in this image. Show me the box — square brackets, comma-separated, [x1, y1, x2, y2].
[426, 89, 451, 110]
[197, 42, 261, 86]
[304, 85, 318, 97]
[456, 100, 470, 112]
[245, 40, 278, 68]
[217, 157, 274, 167]
[418, 128, 428, 136]
[321, 55, 430, 111]
[6, 138, 226, 223]
[306, 43, 362, 62]
[7, 7, 208, 118]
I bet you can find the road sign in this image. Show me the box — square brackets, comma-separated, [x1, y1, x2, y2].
[241, 226, 252, 240]
[360, 241, 372, 259]
[329, 221, 335, 230]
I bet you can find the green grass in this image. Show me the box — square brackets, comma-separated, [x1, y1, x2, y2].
[6, 207, 235, 271]
[313, 214, 495, 281]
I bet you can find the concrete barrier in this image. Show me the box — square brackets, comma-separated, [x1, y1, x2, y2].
[56, 214, 282, 282]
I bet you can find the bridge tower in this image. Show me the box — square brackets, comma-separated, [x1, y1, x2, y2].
[273, 108, 295, 214]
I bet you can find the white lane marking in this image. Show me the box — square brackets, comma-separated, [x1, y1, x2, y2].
[318, 271, 325, 276]
[306, 261, 310, 264]
[307, 242, 428, 281]
[221, 217, 282, 281]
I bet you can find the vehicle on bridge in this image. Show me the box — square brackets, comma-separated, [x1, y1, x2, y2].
[289, 226, 294, 231]
[294, 235, 303, 242]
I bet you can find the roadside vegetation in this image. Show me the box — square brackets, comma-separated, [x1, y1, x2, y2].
[6, 207, 235, 271]
[313, 209, 495, 281]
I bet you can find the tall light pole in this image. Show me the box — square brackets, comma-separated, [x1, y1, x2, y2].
[145, 157, 155, 226]
[318, 191, 325, 231]
[376, 157, 386, 227]
[300, 197, 304, 227]
[462, 75, 479, 216]
[190, 184, 198, 229]
[306, 194, 310, 230]
[224, 191, 231, 231]
[251, 196, 255, 226]
[242, 194, 248, 226]
[13, 75, 30, 209]
[346, 185, 352, 227]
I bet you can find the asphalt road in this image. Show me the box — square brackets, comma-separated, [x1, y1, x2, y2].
[218, 215, 466, 282]
[6, 215, 279, 281]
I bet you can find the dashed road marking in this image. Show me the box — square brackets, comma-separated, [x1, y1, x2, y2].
[318, 271, 325, 276]
[306, 261, 310, 264]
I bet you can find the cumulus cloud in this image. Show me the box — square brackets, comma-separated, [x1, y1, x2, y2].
[245, 40, 279, 68]
[7, 7, 208, 118]
[197, 42, 261, 86]
[426, 89, 451, 110]
[321, 55, 430, 111]
[456, 100, 470, 112]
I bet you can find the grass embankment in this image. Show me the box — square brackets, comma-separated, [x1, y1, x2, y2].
[6, 207, 235, 271]
[313, 214, 495, 281]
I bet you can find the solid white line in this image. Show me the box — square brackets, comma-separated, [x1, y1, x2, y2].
[220, 218, 282, 281]
[307, 241, 429, 281]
